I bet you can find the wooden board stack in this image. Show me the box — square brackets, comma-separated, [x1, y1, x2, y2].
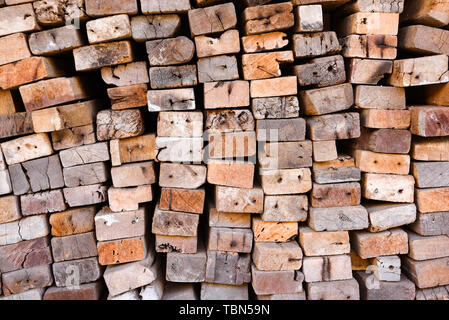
[77, 0, 161, 300]
[0, 0, 449, 301]
[246, 1, 309, 300]
[145, 1, 204, 300]
[337, 0, 417, 300]
[292, 2, 361, 300]
[197, 2, 255, 300]
[398, 0, 449, 300]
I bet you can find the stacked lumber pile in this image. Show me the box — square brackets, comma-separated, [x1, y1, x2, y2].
[341, 1, 417, 300]
[0, 0, 449, 301]
[398, 0, 449, 300]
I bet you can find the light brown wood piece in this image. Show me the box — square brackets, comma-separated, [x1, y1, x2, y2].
[403, 256, 449, 289]
[250, 76, 297, 98]
[387, 55, 449, 87]
[31, 100, 100, 133]
[157, 112, 203, 138]
[309, 206, 369, 232]
[208, 227, 253, 253]
[262, 195, 308, 222]
[0, 4, 40, 37]
[130, 14, 181, 42]
[73, 41, 134, 72]
[204, 81, 250, 109]
[33, 0, 87, 26]
[407, 231, 449, 261]
[410, 106, 449, 137]
[207, 160, 254, 189]
[252, 217, 298, 243]
[351, 228, 408, 259]
[111, 162, 156, 188]
[340, 34, 397, 59]
[0, 196, 21, 224]
[148, 88, 195, 112]
[303, 255, 353, 283]
[355, 150, 410, 175]
[152, 207, 199, 237]
[260, 168, 312, 195]
[416, 188, 449, 214]
[307, 113, 360, 141]
[155, 137, 203, 163]
[367, 203, 417, 233]
[0, 56, 66, 90]
[0, 90, 19, 115]
[355, 85, 405, 110]
[215, 186, 264, 214]
[197, 55, 239, 83]
[412, 137, 449, 161]
[159, 163, 206, 189]
[253, 241, 303, 271]
[362, 173, 415, 203]
[160, 188, 205, 214]
[208, 207, 251, 229]
[50, 206, 96, 237]
[242, 32, 289, 54]
[348, 58, 393, 84]
[399, 25, 449, 56]
[188, 3, 237, 36]
[59, 142, 109, 168]
[141, 0, 190, 13]
[295, 4, 323, 32]
[155, 235, 197, 254]
[258, 141, 312, 170]
[205, 109, 255, 133]
[101, 61, 149, 87]
[401, 0, 449, 28]
[108, 84, 148, 110]
[146, 36, 195, 66]
[312, 138, 338, 162]
[208, 131, 257, 158]
[0, 33, 31, 66]
[86, 14, 131, 44]
[243, 2, 294, 35]
[242, 51, 294, 80]
[96, 109, 144, 141]
[108, 185, 153, 212]
[19, 76, 91, 112]
[299, 226, 350, 257]
[251, 265, 304, 296]
[110, 134, 156, 167]
[195, 29, 240, 58]
[28, 25, 85, 55]
[1, 133, 53, 166]
[63, 184, 108, 207]
[85, 0, 138, 17]
[252, 96, 299, 119]
[337, 12, 399, 37]
[63, 163, 109, 187]
[361, 109, 410, 129]
[150, 65, 198, 89]
[97, 236, 148, 266]
[293, 31, 340, 59]
[311, 182, 361, 208]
